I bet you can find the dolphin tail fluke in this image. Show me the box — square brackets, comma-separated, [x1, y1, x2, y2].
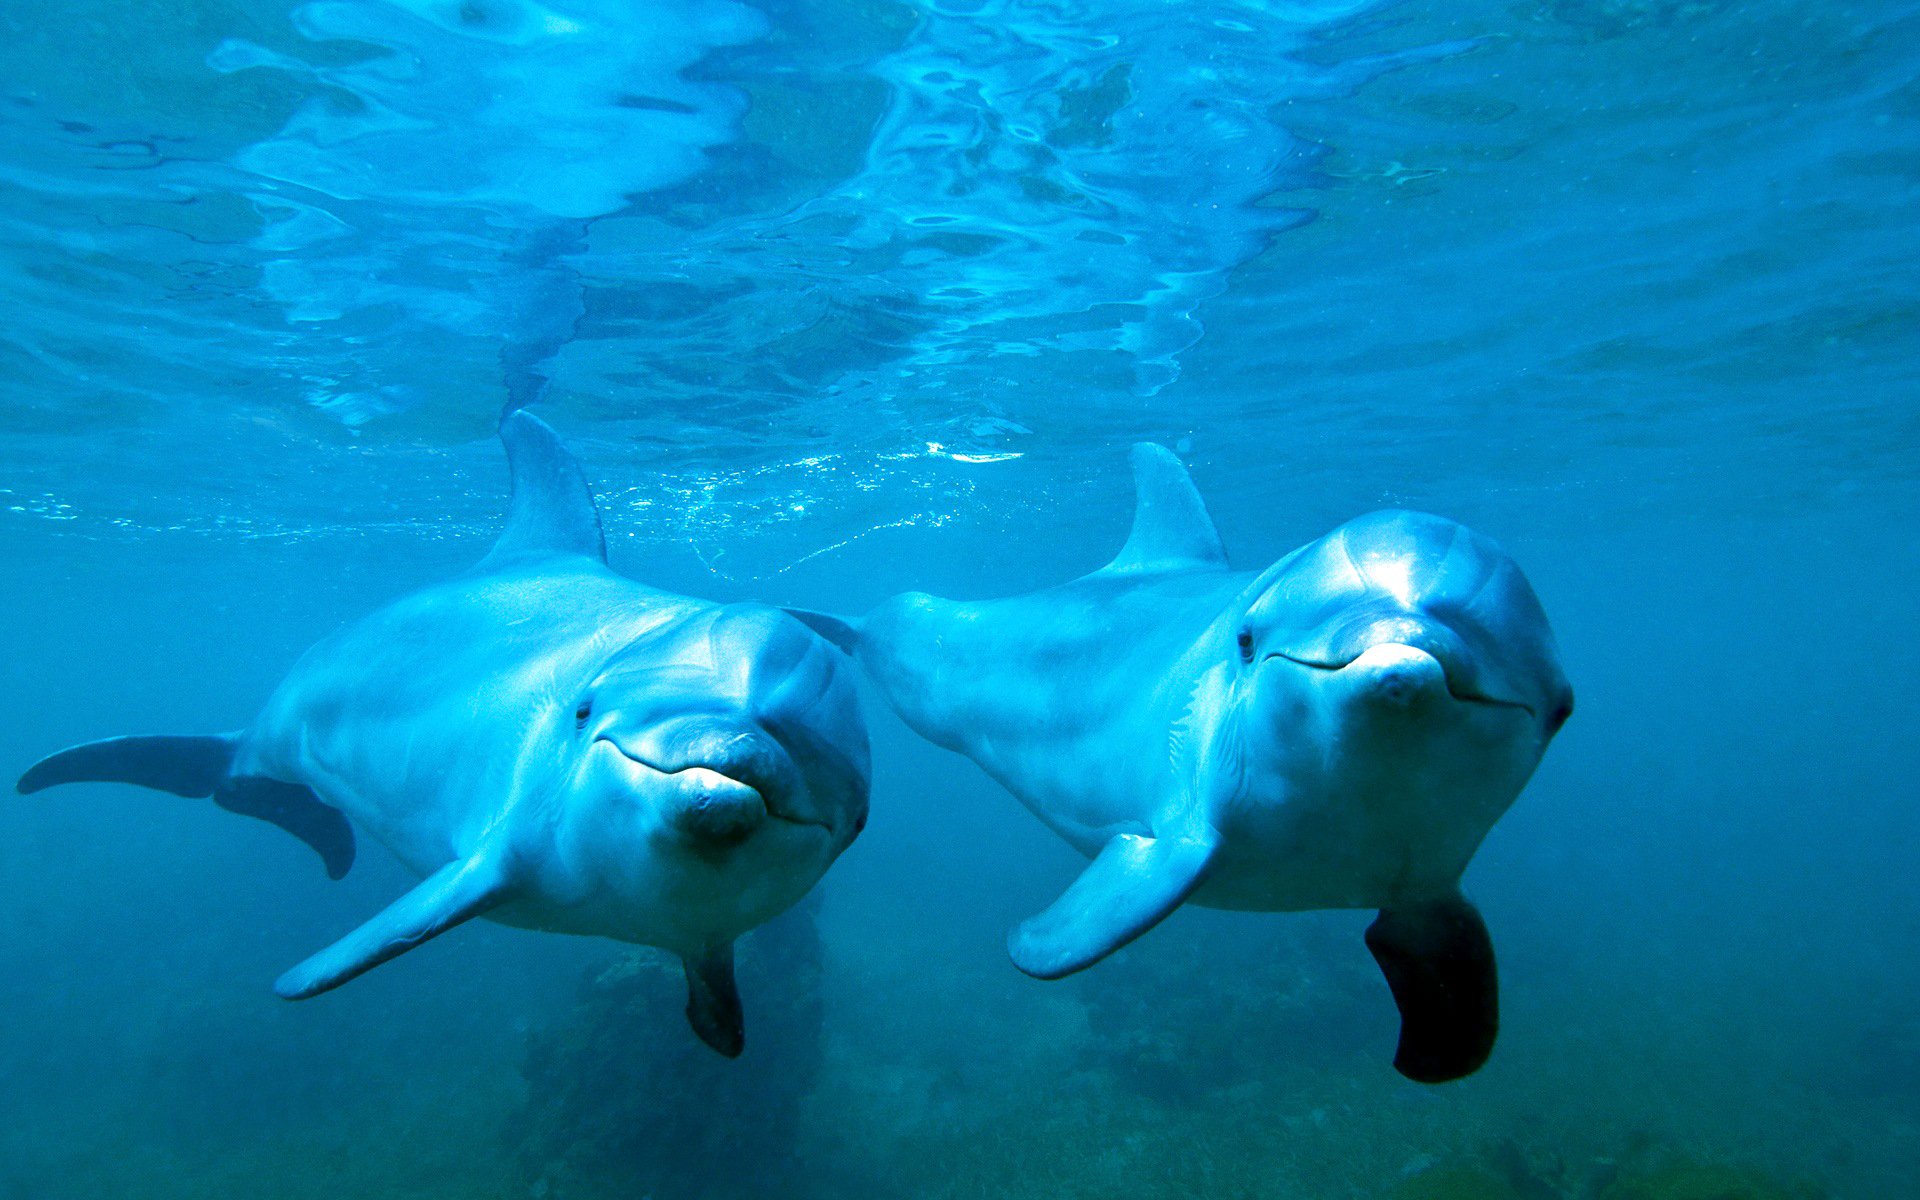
[1008, 829, 1218, 980]
[782, 608, 861, 656]
[682, 943, 744, 1058]
[1365, 892, 1499, 1084]
[17, 733, 237, 798]
[16, 734, 355, 880]
[275, 845, 514, 1000]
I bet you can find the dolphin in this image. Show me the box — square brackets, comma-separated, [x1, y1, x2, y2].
[795, 445, 1571, 1082]
[17, 411, 870, 1057]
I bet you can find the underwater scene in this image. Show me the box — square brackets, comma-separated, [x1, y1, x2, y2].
[2, 0, 1917, 1197]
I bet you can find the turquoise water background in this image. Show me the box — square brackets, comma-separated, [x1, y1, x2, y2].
[1, 1, 1916, 1197]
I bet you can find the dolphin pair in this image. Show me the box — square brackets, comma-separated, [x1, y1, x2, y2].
[17, 412, 869, 1057]
[19, 426, 1567, 1079]
[797, 444, 1572, 1082]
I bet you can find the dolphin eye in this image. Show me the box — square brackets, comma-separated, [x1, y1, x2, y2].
[574, 699, 593, 732]
[1236, 628, 1254, 663]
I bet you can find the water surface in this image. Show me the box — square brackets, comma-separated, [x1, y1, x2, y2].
[1, 1, 1915, 1196]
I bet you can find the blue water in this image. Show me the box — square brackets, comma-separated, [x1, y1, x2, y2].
[2, 0, 1917, 1196]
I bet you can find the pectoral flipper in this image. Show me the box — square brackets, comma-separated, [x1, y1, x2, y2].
[1365, 892, 1498, 1083]
[275, 845, 514, 1000]
[1008, 829, 1218, 980]
[682, 943, 744, 1058]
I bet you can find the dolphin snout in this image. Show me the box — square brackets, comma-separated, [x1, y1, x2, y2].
[666, 767, 767, 847]
[1265, 607, 1526, 711]
[1346, 643, 1448, 708]
[1268, 609, 1462, 669]
[672, 723, 801, 814]
[604, 713, 827, 834]
[1321, 608, 1468, 673]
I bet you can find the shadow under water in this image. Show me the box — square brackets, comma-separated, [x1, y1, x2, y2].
[1392, 1140, 1832, 1200]
[514, 897, 829, 1200]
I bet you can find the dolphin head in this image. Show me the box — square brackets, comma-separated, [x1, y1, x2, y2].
[1233, 510, 1572, 738]
[561, 603, 870, 941]
[1208, 511, 1571, 896]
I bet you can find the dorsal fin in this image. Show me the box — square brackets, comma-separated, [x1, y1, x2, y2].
[478, 409, 607, 571]
[1099, 443, 1228, 575]
[783, 608, 862, 655]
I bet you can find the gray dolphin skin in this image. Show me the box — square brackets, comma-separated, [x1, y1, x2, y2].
[17, 412, 870, 1057]
[798, 445, 1571, 1082]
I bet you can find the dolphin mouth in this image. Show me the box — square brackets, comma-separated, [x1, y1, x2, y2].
[1262, 651, 1534, 715]
[592, 736, 834, 832]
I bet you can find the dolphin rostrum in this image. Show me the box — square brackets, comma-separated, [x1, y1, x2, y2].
[796, 445, 1571, 1082]
[18, 411, 870, 1057]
